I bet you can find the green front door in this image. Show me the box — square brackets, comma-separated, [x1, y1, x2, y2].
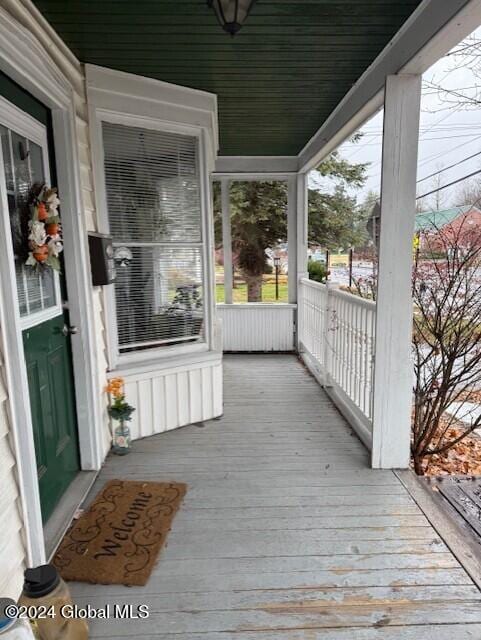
[22, 315, 80, 523]
[0, 74, 80, 523]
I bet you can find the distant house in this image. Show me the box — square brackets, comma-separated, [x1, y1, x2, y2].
[415, 205, 481, 251]
[369, 204, 481, 250]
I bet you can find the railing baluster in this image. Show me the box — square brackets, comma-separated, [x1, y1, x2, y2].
[298, 278, 376, 428]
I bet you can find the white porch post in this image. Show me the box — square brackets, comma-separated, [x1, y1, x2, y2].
[221, 178, 233, 304]
[287, 176, 298, 304]
[288, 172, 308, 302]
[292, 172, 308, 348]
[371, 74, 422, 469]
[296, 172, 309, 280]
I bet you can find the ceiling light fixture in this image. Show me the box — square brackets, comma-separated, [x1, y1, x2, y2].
[207, 0, 257, 36]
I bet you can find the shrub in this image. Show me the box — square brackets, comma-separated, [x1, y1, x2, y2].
[308, 260, 328, 283]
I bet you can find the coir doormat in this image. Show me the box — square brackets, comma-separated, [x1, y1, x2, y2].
[53, 480, 186, 586]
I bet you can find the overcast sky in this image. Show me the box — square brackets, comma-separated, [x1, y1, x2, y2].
[311, 27, 481, 211]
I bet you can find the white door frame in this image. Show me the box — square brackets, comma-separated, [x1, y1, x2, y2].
[0, 7, 102, 566]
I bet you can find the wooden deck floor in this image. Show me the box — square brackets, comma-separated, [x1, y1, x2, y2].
[71, 355, 481, 638]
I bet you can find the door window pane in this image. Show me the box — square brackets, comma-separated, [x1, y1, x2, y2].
[1, 125, 58, 321]
[29, 141, 45, 186]
[0, 125, 14, 192]
[11, 131, 30, 206]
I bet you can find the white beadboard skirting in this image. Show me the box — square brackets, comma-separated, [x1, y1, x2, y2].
[113, 353, 223, 440]
[217, 303, 296, 352]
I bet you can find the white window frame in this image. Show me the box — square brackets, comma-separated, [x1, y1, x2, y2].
[91, 109, 215, 369]
[0, 95, 63, 330]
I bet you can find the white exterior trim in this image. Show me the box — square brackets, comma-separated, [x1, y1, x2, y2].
[215, 156, 298, 175]
[0, 95, 48, 146]
[371, 74, 422, 469]
[86, 64, 219, 370]
[0, 117, 45, 567]
[86, 64, 218, 156]
[0, 5, 103, 565]
[287, 176, 298, 305]
[0, 95, 63, 331]
[294, 173, 309, 349]
[220, 179, 233, 305]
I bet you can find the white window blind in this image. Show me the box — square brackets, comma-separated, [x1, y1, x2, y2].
[102, 121, 205, 353]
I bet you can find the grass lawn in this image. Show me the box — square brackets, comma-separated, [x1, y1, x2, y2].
[216, 278, 288, 303]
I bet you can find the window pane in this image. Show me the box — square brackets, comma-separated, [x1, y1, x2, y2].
[1, 127, 57, 319]
[24, 268, 43, 314]
[0, 125, 14, 192]
[213, 180, 288, 303]
[102, 121, 201, 243]
[14, 262, 57, 319]
[15, 262, 28, 316]
[11, 132, 30, 208]
[29, 141, 45, 186]
[102, 121, 205, 353]
[114, 246, 204, 352]
[40, 268, 56, 309]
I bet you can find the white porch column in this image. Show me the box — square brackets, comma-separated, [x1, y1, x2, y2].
[296, 172, 309, 280]
[221, 178, 233, 304]
[288, 172, 308, 304]
[292, 172, 308, 348]
[371, 74, 422, 469]
[287, 176, 298, 304]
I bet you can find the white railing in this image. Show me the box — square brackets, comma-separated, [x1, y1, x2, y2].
[217, 303, 296, 352]
[299, 278, 376, 447]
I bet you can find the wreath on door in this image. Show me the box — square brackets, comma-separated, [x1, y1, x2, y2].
[25, 185, 63, 271]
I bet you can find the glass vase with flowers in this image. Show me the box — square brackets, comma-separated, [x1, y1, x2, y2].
[105, 377, 135, 455]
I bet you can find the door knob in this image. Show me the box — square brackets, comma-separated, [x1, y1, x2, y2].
[62, 325, 78, 336]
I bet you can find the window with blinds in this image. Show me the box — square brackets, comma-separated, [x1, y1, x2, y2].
[102, 121, 205, 354]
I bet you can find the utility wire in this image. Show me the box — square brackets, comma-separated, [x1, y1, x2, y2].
[349, 133, 481, 147]
[416, 150, 481, 184]
[418, 133, 481, 168]
[416, 168, 481, 200]
[366, 133, 481, 182]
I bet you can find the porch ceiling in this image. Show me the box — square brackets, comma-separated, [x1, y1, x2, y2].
[33, 0, 421, 156]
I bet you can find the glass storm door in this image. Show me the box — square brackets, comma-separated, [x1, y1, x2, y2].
[0, 89, 80, 523]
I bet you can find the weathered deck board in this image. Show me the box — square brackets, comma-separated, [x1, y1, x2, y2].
[434, 477, 481, 538]
[70, 355, 481, 638]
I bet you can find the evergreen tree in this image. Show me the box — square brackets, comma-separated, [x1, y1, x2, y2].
[214, 150, 368, 301]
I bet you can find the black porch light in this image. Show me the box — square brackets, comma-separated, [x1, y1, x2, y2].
[207, 0, 257, 36]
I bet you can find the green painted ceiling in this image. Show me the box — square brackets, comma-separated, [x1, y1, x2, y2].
[33, 0, 421, 156]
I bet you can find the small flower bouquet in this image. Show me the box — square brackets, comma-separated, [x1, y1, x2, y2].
[105, 377, 135, 455]
[25, 185, 63, 271]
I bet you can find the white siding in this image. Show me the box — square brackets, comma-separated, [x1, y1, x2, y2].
[121, 357, 223, 440]
[217, 304, 296, 352]
[0, 0, 109, 595]
[0, 340, 26, 598]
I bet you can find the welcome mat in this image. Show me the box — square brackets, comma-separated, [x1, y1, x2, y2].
[53, 480, 186, 586]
